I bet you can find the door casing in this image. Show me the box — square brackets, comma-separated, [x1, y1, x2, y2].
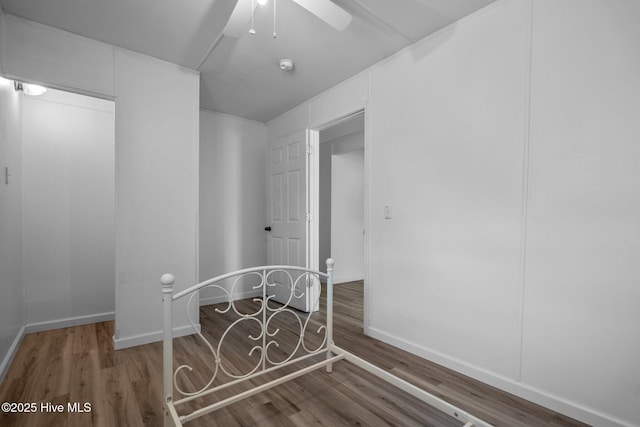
[307, 109, 369, 324]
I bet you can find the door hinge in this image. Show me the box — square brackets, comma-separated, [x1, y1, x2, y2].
[306, 143, 312, 155]
[306, 212, 313, 222]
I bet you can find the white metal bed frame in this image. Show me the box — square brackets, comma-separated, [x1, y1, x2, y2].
[161, 259, 493, 426]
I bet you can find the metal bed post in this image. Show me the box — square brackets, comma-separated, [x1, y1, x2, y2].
[262, 268, 267, 372]
[326, 258, 335, 373]
[161, 273, 175, 427]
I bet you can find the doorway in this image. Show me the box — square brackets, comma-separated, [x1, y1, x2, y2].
[21, 87, 115, 328]
[316, 112, 365, 283]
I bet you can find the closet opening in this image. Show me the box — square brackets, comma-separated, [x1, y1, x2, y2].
[21, 87, 115, 330]
[310, 111, 366, 323]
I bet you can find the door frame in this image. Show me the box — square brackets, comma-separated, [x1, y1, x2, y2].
[307, 108, 370, 328]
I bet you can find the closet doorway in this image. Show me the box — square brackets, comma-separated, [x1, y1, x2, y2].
[21, 87, 115, 327]
[317, 112, 365, 284]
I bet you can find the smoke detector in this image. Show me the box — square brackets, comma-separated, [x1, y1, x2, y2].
[279, 59, 294, 71]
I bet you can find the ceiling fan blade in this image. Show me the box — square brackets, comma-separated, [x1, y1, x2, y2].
[223, 0, 257, 38]
[291, 0, 352, 31]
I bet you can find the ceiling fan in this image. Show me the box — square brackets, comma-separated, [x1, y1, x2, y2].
[223, 0, 352, 38]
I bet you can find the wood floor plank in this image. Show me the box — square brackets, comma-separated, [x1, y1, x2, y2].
[0, 281, 590, 426]
[67, 350, 100, 427]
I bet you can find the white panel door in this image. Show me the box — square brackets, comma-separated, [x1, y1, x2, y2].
[266, 130, 312, 311]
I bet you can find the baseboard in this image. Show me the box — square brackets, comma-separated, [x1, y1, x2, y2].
[366, 326, 633, 427]
[25, 311, 115, 334]
[199, 289, 261, 306]
[0, 325, 26, 384]
[113, 324, 200, 350]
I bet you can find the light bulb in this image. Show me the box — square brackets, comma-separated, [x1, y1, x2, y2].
[23, 84, 48, 96]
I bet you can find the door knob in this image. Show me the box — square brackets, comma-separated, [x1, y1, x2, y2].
[264, 226, 272, 231]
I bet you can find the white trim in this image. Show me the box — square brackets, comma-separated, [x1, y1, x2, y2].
[308, 108, 368, 326]
[1, 70, 115, 103]
[362, 95, 372, 334]
[516, 0, 534, 383]
[25, 312, 115, 334]
[113, 323, 200, 350]
[307, 127, 318, 273]
[113, 46, 121, 343]
[313, 110, 364, 133]
[366, 326, 634, 427]
[308, 109, 366, 267]
[199, 289, 261, 306]
[193, 73, 201, 299]
[0, 325, 25, 383]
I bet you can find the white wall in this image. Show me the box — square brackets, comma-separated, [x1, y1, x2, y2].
[114, 50, 199, 348]
[368, 0, 528, 383]
[21, 89, 115, 329]
[267, 1, 640, 425]
[199, 110, 267, 304]
[0, 75, 24, 381]
[521, 0, 640, 424]
[0, 15, 200, 350]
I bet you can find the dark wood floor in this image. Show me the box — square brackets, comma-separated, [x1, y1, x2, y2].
[0, 281, 589, 427]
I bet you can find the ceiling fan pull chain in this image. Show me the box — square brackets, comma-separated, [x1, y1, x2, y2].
[250, 0, 256, 35]
[273, 0, 277, 38]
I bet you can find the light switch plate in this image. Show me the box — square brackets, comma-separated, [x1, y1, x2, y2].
[384, 205, 392, 219]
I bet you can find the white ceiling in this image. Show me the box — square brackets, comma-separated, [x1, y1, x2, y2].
[0, 0, 497, 122]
